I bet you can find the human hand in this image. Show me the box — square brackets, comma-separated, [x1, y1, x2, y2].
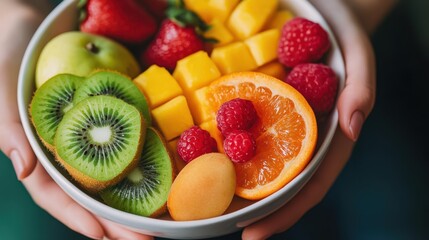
[0, 2, 153, 239]
[241, 1, 376, 239]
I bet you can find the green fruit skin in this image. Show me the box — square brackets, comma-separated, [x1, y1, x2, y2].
[35, 31, 141, 88]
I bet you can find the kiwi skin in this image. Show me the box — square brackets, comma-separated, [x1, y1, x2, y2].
[54, 96, 146, 193]
[149, 127, 177, 218]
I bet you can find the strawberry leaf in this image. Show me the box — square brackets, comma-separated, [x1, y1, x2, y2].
[77, 0, 88, 24]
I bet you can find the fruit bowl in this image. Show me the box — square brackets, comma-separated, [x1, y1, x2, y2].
[18, 0, 345, 238]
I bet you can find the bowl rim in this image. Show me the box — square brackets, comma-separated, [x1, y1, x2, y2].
[18, 0, 345, 232]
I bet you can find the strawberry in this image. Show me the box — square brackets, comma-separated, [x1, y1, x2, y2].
[140, 0, 208, 70]
[138, 0, 168, 21]
[278, 17, 331, 68]
[79, 0, 157, 44]
[285, 63, 338, 116]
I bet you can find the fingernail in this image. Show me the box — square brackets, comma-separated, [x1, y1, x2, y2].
[349, 111, 364, 141]
[10, 150, 24, 180]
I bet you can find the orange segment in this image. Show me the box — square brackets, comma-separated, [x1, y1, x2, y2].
[206, 72, 317, 200]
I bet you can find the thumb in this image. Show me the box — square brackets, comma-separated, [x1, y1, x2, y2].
[0, 121, 37, 180]
[337, 32, 376, 141]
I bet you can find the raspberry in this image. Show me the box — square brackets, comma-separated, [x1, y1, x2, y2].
[285, 63, 338, 116]
[177, 126, 218, 163]
[216, 98, 258, 137]
[278, 17, 331, 68]
[223, 130, 256, 163]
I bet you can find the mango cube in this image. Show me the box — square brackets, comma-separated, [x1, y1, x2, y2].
[183, 0, 212, 23]
[187, 87, 215, 125]
[257, 61, 288, 80]
[227, 0, 278, 40]
[173, 51, 221, 92]
[134, 65, 183, 108]
[211, 42, 258, 74]
[200, 120, 224, 153]
[244, 29, 280, 66]
[208, 0, 240, 22]
[152, 96, 194, 141]
[264, 10, 294, 31]
[184, 0, 240, 23]
[204, 19, 235, 47]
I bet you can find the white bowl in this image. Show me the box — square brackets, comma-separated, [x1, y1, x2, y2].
[18, 0, 345, 238]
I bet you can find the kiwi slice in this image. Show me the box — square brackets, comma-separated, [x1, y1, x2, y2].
[29, 74, 84, 150]
[100, 127, 175, 217]
[73, 71, 152, 125]
[55, 95, 146, 192]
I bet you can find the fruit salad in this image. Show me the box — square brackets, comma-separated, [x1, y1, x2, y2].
[29, 0, 339, 221]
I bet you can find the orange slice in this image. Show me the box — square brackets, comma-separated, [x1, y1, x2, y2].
[206, 72, 317, 200]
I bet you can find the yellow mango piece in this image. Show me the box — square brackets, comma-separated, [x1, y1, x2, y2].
[183, 0, 212, 23]
[227, 0, 278, 40]
[200, 120, 224, 153]
[173, 51, 221, 92]
[211, 42, 258, 74]
[244, 29, 280, 66]
[184, 0, 240, 23]
[152, 96, 194, 141]
[204, 19, 235, 47]
[208, 0, 240, 22]
[168, 139, 186, 173]
[187, 87, 215, 125]
[257, 61, 288, 80]
[264, 10, 294, 31]
[134, 65, 183, 108]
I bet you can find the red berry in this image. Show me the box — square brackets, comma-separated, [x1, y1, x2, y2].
[80, 0, 157, 44]
[177, 126, 218, 163]
[216, 98, 258, 137]
[285, 63, 338, 116]
[223, 130, 256, 163]
[141, 19, 204, 71]
[278, 17, 330, 68]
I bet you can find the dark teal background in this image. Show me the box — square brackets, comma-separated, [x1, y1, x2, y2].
[1, 0, 429, 239]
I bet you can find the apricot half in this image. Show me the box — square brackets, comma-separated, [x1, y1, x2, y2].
[167, 153, 236, 221]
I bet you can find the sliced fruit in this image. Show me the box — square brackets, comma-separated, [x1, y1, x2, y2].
[73, 70, 152, 125]
[183, 0, 239, 23]
[227, 0, 278, 40]
[54, 96, 145, 192]
[256, 61, 288, 80]
[203, 18, 235, 47]
[100, 127, 175, 217]
[207, 0, 240, 22]
[244, 29, 280, 66]
[187, 86, 212, 125]
[133, 65, 183, 108]
[173, 51, 221, 92]
[30, 73, 84, 151]
[263, 10, 294, 31]
[151, 96, 194, 141]
[199, 120, 224, 153]
[206, 72, 317, 200]
[211, 42, 258, 74]
[167, 153, 236, 221]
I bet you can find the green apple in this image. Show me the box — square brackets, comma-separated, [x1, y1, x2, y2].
[35, 31, 141, 88]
